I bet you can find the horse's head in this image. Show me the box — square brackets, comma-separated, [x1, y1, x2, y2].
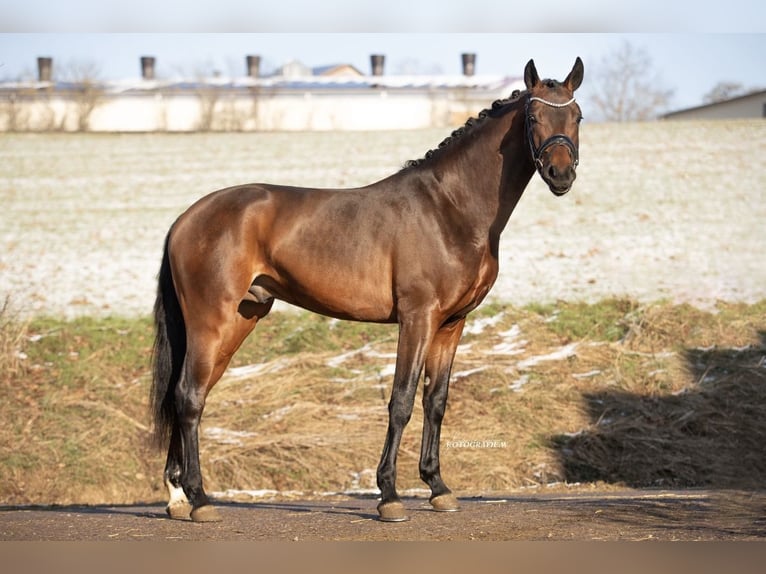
[524, 57, 584, 196]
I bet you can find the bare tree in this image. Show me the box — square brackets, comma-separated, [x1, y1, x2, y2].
[0, 89, 31, 131]
[589, 41, 674, 122]
[186, 63, 222, 132]
[60, 60, 105, 131]
[1, 66, 51, 131]
[195, 84, 220, 131]
[703, 81, 746, 104]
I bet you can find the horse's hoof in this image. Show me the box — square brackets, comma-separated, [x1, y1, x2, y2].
[377, 500, 409, 522]
[166, 501, 192, 520]
[430, 493, 460, 512]
[190, 505, 223, 523]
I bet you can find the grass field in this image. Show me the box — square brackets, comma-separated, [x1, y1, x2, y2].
[1, 299, 764, 505]
[1, 120, 765, 506]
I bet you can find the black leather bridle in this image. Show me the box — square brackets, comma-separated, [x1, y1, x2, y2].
[525, 95, 580, 174]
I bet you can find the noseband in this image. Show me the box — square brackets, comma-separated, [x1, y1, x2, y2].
[525, 95, 579, 174]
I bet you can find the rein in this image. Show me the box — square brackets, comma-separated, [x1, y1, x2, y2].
[525, 95, 579, 173]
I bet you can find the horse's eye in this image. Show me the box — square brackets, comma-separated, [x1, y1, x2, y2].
[577, 115, 584, 124]
[528, 115, 537, 124]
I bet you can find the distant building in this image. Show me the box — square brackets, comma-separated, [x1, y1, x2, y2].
[275, 60, 363, 78]
[310, 63, 364, 77]
[277, 59, 313, 77]
[0, 54, 523, 132]
[662, 89, 766, 121]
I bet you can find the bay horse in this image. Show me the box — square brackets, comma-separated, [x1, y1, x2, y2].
[151, 57, 584, 522]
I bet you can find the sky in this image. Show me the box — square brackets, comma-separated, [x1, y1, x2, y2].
[0, 2, 764, 114]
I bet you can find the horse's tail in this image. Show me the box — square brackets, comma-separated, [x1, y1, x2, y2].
[150, 230, 186, 450]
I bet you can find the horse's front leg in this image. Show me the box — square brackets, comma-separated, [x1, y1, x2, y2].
[376, 312, 438, 522]
[420, 317, 465, 512]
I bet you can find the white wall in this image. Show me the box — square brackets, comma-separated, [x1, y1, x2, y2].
[0, 85, 521, 132]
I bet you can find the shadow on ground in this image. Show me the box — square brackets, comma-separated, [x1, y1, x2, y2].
[551, 332, 766, 489]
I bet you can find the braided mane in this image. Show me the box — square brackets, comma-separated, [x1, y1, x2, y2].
[402, 89, 525, 169]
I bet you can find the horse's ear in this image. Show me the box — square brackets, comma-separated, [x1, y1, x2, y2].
[524, 59, 539, 90]
[564, 57, 584, 92]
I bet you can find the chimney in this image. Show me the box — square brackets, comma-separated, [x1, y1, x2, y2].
[461, 53, 476, 77]
[140, 56, 156, 80]
[37, 57, 53, 82]
[246, 55, 261, 78]
[370, 54, 385, 76]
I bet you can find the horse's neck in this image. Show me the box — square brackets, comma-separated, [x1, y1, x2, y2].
[445, 107, 535, 242]
[494, 131, 536, 233]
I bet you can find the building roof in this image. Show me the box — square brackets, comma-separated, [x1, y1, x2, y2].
[312, 64, 364, 76]
[661, 89, 766, 119]
[0, 74, 521, 95]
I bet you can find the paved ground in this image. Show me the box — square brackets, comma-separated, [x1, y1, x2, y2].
[2, 489, 765, 541]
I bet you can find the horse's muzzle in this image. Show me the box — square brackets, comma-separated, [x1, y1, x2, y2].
[542, 162, 576, 196]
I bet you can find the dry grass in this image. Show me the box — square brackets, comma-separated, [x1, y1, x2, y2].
[0, 313, 158, 504]
[1, 299, 764, 506]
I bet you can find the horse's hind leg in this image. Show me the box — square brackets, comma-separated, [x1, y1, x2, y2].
[169, 299, 271, 522]
[420, 317, 465, 513]
[164, 425, 192, 519]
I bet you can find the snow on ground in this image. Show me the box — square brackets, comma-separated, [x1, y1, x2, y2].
[1, 121, 764, 319]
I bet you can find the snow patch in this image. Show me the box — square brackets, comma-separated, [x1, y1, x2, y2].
[452, 366, 488, 380]
[515, 343, 579, 369]
[203, 426, 258, 446]
[488, 324, 527, 356]
[326, 343, 397, 368]
[225, 358, 291, 380]
[464, 313, 505, 335]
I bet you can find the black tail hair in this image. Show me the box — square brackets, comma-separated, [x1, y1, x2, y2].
[150, 231, 186, 450]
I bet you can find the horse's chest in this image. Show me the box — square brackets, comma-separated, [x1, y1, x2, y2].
[450, 246, 498, 315]
[471, 249, 499, 297]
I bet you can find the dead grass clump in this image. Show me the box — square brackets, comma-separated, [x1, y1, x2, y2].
[179, 300, 766, 499]
[552, 329, 766, 489]
[620, 300, 766, 352]
[1, 300, 764, 506]
[0, 316, 161, 505]
[199, 352, 392, 495]
[0, 300, 28, 382]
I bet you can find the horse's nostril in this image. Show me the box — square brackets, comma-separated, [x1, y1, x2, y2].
[547, 165, 559, 179]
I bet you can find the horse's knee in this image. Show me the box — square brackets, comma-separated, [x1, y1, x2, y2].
[388, 396, 415, 428]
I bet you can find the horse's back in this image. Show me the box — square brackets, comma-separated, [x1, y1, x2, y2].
[168, 179, 500, 322]
[169, 182, 402, 321]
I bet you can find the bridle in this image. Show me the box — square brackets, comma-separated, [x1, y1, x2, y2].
[525, 95, 579, 174]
